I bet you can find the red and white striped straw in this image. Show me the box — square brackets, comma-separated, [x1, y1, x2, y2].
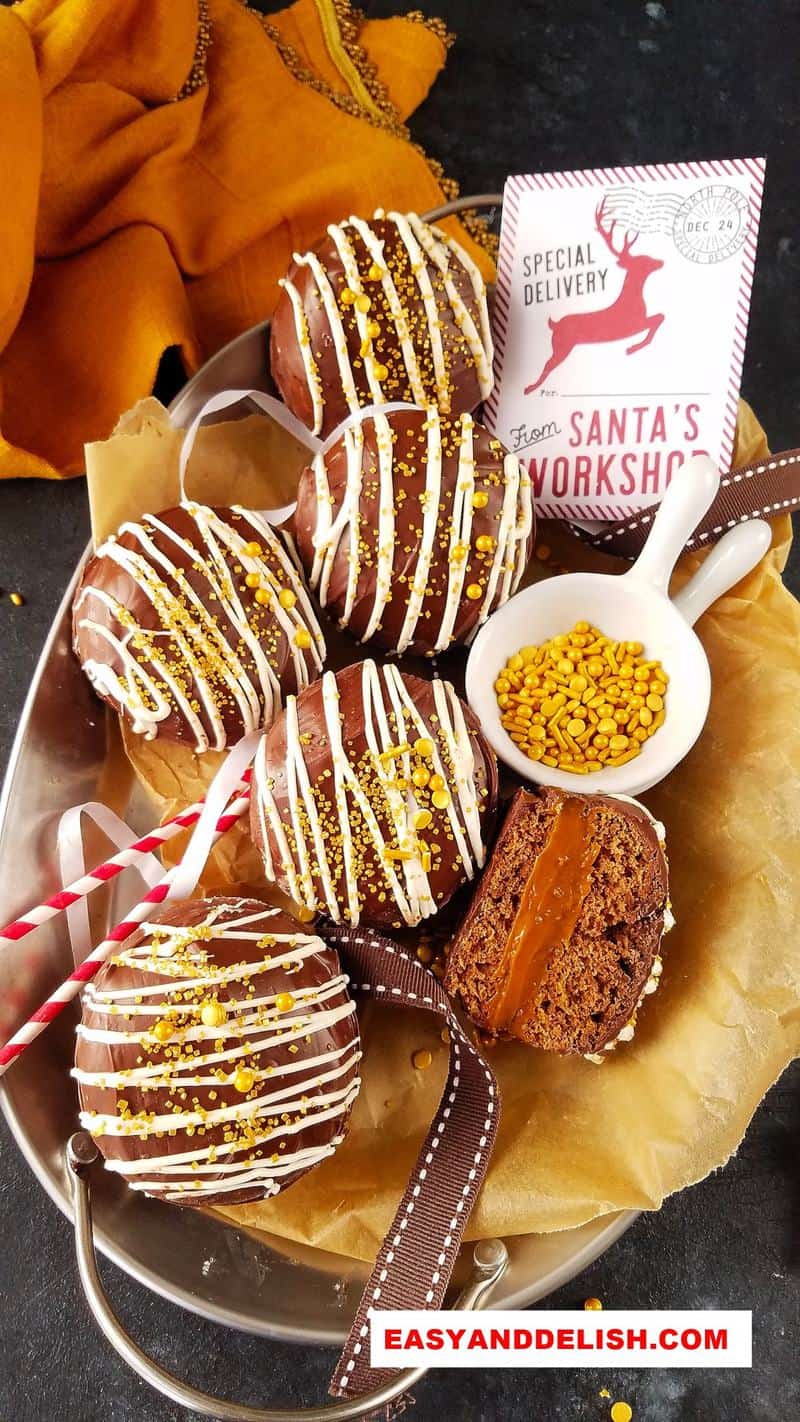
[0, 785, 251, 1077]
[0, 772, 252, 953]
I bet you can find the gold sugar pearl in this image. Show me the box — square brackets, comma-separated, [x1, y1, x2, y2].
[340, 287, 355, 305]
[275, 991, 295, 1013]
[355, 293, 371, 313]
[278, 588, 297, 609]
[412, 766, 430, 788]
[431, 788, 450, 810]
[245, 572, 261, 589]
[465, 583, 483, 601]
[294, 628, 312, 649]
[428, 773, 445, 791]
[584, 1296, 603, 1311]
[243, 541, 262, 557]
[450, 542, 468, 563]
[200, 1001, 227, 1028]
[367, 320, 381, 339]
[366, 263, 383, 281]
[416, 943, 435, 964]
[494, 622, 667, 773]
[475, 534, 495, 553]
[472, 490, 489, 509]
[152, 1019, 174, 1043]
[610, 1405, 633, 1422]
[255, 588, 272, 606]
[233, 1067, 256, 1093]
[373, 362, 388, 380]
[412, 1048, 433, 1070]
[414, 737, 434, 758]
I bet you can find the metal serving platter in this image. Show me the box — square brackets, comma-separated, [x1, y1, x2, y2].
[0, 209, 637, 1342]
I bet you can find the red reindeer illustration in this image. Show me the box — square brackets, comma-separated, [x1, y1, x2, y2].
[525, 199, 665, 393]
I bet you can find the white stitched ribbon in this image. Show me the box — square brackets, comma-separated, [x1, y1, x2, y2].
[163, 730, 262, 903]
[175, 387, 322, 506]
[57, 803, 163, 966]
[175, 387, 424, 514]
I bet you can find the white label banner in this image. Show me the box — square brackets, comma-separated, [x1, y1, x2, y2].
[484, 159, 765, 521]
[371, 1309, 752, 1368]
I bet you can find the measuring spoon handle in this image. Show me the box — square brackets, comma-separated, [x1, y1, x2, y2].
[672, 519, 772, 627]
[624, 455, 720, 594]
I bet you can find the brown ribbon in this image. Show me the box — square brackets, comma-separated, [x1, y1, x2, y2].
[322, 922, 500, 1398]
[572, 448, 800, 558]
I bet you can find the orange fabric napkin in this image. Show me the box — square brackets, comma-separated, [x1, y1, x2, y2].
[0, 0, 495, 479]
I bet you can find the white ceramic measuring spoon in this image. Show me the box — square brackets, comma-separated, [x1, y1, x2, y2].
[465, 455, 772, 796]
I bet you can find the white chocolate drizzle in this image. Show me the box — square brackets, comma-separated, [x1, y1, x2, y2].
[306, 407, 533, 655]
[280, 211, 494, 435]
[76, 504, 325, 753]
[254, 660, 490, 927]
[73, 903, 360, 1202]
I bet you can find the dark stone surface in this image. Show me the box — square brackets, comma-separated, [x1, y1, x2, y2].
[0, 2, 798, 1419]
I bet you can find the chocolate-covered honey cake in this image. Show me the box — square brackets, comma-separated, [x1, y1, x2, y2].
[251, 659, 499, 930]
[270, 210, 494, 436]
[445, 788, 670, 1058]
[294, 405, 534, 657]
[73, 503, 325, 753]
[73, 898, 361, 1207]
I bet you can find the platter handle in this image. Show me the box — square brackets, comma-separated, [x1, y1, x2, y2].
[67, 1133, 509, 1421]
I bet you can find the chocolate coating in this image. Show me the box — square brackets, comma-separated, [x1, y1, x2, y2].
[270, 212, 494, 436]
[73, 898, 361, 1208]
[72, 503, 325, 753]
[251, 659, 499, 930]
[294, 406, 534, 656]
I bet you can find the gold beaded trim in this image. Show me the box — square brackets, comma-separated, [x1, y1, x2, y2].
[171, 0, 497, 259]
[174, 0, 212, 101]
[244, 0, 498, 262]
[319, 1, 398, 123]
[405, 9, 455, 48]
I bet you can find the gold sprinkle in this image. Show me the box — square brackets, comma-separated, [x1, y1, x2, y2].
[610, 1404, 633, 1422]
[200, 1001, 227, 1028]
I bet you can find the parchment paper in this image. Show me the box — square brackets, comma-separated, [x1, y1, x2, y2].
[84, 399, 800, 1260]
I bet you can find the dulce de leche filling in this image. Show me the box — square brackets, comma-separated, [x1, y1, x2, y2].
[484, 797, 601, 1037]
